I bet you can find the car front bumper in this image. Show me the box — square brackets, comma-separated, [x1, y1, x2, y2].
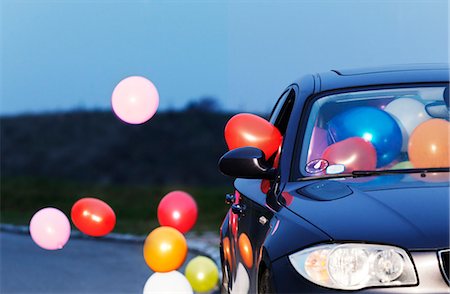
[271, 251, 449, 293]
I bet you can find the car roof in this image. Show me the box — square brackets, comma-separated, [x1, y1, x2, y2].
[311, 63, 449, 93]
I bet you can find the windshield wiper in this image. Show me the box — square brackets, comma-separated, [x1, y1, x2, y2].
[298, 167, 449, 181]
[351, 167, 450, 177]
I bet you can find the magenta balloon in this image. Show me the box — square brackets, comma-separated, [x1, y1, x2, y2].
[307, 126, 329, 161]
[29, 207, 71, 250]
[111, 76, 159, 124]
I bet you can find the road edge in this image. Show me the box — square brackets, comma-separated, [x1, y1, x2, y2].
[0, 223, 221, 270]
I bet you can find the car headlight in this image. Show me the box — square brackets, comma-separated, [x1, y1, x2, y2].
[288, 243, 417, 290]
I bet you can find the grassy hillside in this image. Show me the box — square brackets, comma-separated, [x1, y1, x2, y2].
[1, 176, 230, 233]
[1, 109, 241, 232]
[1, 110, 234, 186]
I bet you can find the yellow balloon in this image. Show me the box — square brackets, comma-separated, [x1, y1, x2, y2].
[185, 256, 219, 292]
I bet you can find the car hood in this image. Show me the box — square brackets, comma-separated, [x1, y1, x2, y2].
[283, 178, 449, 250]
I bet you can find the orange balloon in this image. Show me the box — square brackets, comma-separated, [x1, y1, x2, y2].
[143, 226, 187, 272]
[225, 113, 282, 158]
[408, 119, 450, 168]
[238, 233, 253, 268]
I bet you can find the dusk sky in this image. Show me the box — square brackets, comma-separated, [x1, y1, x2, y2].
[1, 0, 448, 115]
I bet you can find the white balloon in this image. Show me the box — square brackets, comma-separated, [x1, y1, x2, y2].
[384, 98, 431, 151]
[143, 271, 193, 294]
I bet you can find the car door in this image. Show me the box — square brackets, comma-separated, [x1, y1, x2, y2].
[230, 88, 296, 293]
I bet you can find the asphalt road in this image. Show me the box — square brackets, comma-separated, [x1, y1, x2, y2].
[0, 231, 196, 294]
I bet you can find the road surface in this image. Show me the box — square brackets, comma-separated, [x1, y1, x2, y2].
[0, 231, 196, 293]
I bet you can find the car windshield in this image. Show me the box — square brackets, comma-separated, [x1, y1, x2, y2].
[300, 86, 449, 177]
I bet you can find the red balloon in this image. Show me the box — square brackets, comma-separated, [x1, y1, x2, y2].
[322, 137, 377, 172]
[71, 198, 116, 237]
[157, 191, 198, 234]
[225, 113, 282, 158]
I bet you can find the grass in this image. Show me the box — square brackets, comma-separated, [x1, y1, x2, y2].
[0, 176, 231, 235]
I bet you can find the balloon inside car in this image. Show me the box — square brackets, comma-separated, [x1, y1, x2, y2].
[322, 137, 377, 172]
[327, 106, 402, 167]
[408, 118, 450, 168]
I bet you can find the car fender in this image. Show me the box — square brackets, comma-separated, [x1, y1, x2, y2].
[261, 207, 331, 262]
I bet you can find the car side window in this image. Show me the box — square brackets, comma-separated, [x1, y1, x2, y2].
[265, 89, 296, 166]
[270, 89, 295, 135]
[269, 90, 289, 126]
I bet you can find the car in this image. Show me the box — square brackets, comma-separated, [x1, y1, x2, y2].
[218, 64, 450, 293]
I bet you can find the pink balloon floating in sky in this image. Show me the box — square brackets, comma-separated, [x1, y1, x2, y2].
[29, 207, 71, 250]
[111, 76, 159, 124]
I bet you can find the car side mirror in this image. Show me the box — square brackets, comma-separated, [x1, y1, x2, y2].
[218, 147, 278, 180]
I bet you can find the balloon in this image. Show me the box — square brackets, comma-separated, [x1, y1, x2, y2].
[385, 98, 431, 151]
[225, 113, 282, 158]
[392, 161, 413, 169]
[143, 226, 187, 272]
[322, 137, 377, 172]
[111, 76, 159, 124]
[185, 256, 219, 292]
[238, 233, 253, 268]
[307, 126, 329, 161]
[408, 119, 450, 168]
[143, 271, 193, 294]
[327, 107, 402, 167]
[157, 191, 198, 234]
[29, 208, 70, 250]
[71, 198, 116, 237]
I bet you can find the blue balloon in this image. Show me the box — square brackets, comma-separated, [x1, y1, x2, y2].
[327, 107, 402, 167]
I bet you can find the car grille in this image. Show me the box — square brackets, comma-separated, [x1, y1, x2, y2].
[438, 249, 450, 284]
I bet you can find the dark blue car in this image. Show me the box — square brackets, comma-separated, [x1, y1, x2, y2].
[218, 64, 449, 293]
